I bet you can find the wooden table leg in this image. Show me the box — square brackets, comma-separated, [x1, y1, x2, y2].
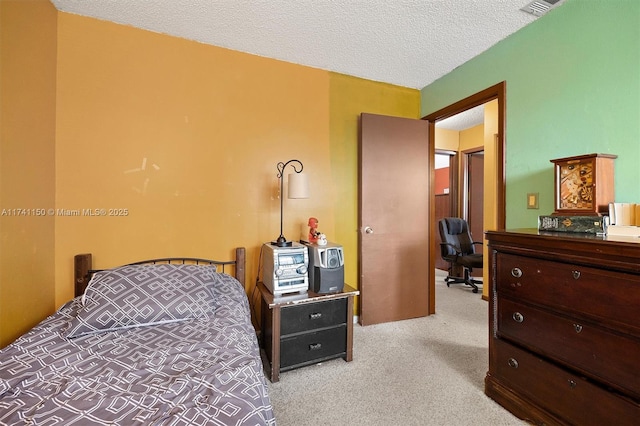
[271, 305, 281, 382]
[345, 295, 354, 362]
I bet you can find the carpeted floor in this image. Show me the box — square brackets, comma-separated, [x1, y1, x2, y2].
[266, 270, 527, 425]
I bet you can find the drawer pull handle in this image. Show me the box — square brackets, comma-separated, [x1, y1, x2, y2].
[574, 324, 583, 333]
[508, 358, 519, 368]
[309, 343, 322, 351]
[511, 268, 523, 278]
[572, 270, 581, 279]
[309, 312, 322, 320]
[512, 312, 524, 323]
[568, 379, 577, 389]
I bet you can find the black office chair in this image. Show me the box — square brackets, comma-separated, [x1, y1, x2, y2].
[438, 217, 483, 293]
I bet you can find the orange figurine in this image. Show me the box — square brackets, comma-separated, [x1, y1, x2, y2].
[308, 217, 320, 243]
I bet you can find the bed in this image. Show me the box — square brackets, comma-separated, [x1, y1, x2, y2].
[0, 248, 275, 425]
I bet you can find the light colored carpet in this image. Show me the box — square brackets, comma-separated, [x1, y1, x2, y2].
[266, 270, 527, 426]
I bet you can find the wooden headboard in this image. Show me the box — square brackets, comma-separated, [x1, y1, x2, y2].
[73, 248, 246, 297]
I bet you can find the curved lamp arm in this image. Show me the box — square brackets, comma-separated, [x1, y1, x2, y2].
[274, 159, 308, 247]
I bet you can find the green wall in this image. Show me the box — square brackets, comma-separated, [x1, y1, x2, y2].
[420, 0, 640, 228]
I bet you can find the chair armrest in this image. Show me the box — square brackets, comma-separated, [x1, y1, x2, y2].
[440, 242, 463, 256]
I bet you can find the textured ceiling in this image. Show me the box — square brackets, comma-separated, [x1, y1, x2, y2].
[50, 0, 543, 90]
[436, 104, 485, 131]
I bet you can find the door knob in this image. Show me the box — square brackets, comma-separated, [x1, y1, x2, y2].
[364, 226, 374, 234]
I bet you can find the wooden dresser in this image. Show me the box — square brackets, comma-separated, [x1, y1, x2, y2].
[485, 229, 640, 425]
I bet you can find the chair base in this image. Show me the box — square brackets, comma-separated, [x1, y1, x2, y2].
[445, 268, 482, 293]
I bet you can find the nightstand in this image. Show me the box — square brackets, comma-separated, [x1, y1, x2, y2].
[257, 282, 359, 382]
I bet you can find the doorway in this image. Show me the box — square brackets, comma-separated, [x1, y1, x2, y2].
[434, 148, 484, 278]
[357, 83, 506, 321]
[424, 82, 506, 308]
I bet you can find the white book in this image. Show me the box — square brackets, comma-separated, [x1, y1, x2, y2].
[605, 225, 640, 237]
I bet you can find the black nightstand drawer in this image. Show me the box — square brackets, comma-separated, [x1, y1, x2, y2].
[281, 298, 347, 335]
[280, 325, 347, 369]
[257, 282, 358, 382]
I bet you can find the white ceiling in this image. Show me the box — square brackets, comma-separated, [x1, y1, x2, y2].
[49, 0, 562, 129]
[436, 104, 485, 131]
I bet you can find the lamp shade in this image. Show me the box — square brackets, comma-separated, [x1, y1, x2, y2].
[288, 172, 309, 199]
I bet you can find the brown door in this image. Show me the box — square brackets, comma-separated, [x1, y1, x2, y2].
[435, 152, 458, 271]
[466, 151, 484, 277]
[358, 113, 431, 325]
[467, 151, 484, 243]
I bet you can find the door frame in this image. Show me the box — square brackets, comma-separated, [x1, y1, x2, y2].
[434, 150, 458, 272]
[462, 148, 485, 278]
[461, 147, 485, 225]
[423, 82, 506, 313]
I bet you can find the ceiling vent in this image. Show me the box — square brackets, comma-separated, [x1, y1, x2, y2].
[520, 0, 565, 17]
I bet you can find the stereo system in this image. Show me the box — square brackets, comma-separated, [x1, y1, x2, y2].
[261, 242, 309, 296]
[261, 241, 345, 296]
[304, 242, 344, 294]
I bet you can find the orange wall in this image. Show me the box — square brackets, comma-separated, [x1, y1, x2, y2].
[481, 99, 499, 298]
[434, 168, 450, 194]
[460, 124, 483, 151]
[435, 127, 459, 151]
[54, 14, 420, 308]
[0, 6, 418, 345]
[0, 0, 57, 347]
[54, 13, 331, 305]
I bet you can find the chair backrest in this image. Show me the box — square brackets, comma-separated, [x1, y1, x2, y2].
[438, 217, 476, 258]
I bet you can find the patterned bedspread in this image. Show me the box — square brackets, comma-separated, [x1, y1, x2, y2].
[0, 272, 275, 425]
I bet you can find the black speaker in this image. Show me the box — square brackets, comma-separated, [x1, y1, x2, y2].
[311, 266, 344, 294]
[305, 242, 345, 294]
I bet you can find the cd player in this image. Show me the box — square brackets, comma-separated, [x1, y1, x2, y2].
[261, 242, 309, 296]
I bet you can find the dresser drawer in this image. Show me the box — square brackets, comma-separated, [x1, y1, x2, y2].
[498, 297, 640, 399]
[280, 325, 347, 369]
[492, 338, 640, 425]
[280, 298, 347, 335]
[496, 253, 640, 333]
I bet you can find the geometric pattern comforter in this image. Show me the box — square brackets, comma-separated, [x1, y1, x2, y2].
[0, 273, 275, 426]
